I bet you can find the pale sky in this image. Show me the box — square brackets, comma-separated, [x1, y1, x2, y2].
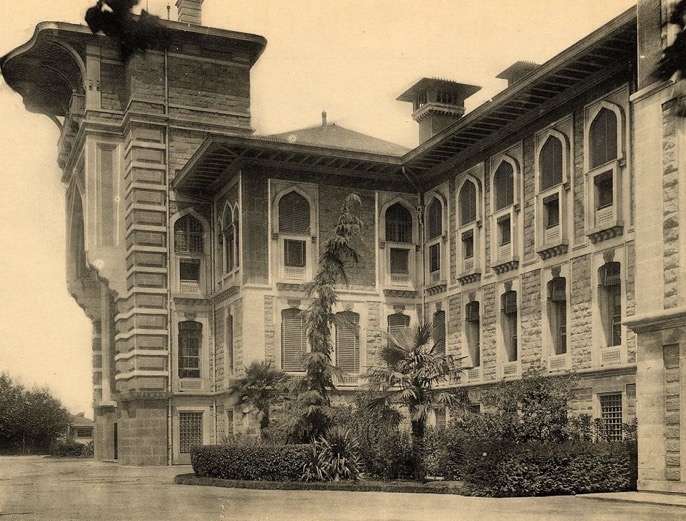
[0, 0, 635, 417]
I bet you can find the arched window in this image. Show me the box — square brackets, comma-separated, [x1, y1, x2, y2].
[175, 214, 204, 253]
[459, 181, 477, 226]
[540, 136, 564, 190]
[335, 311, 360, 374]
[386, 203, 413, 243]
[427, 199, 442, 240]
[178, 321, 202, 378]
[279, 191, 310, 234]
[281, 308, 306, 372]
[589, 108, 618, 169]
[493, 162, 514, 211]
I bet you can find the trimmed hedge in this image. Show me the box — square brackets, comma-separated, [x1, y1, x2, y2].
[191, 444, 310, 481]
[461, 441, 637, 497]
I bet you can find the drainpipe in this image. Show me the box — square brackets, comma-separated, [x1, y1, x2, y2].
[401, 166, 426, 323]
[164, 46, 173, 466]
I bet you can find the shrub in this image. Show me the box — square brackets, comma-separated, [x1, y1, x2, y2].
[422, 427, 465, 480]
[461, 441, 637, 497]
[191, 444, 310, 481]
[50, 439, 90, 458]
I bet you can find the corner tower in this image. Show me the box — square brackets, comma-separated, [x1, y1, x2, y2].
[0, 12, 266, 465]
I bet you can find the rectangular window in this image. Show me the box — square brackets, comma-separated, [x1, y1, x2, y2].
[335, 311, 360, 374]
[595, 172, 614, 209]
[429, 243, 440, 273]
[502, 292, 518, 363]
[610, 283, 622, 346]
[284, 239, 306, 267]
[544, 194, 560, 229]
[226, 314, 234, 375]
[462, 230, 474, 259]
[465, 302, 480, 367]
[226, 410, 234, 438]
[433, 310, 446, 356]
[179, 412, 203, 454]
[390, 248, 410, 274]
[599, 263, 622, 347]
[498, 215, 511, 246]
[599, 393, 623, 442]
[435, 408, 447, 429]
[179, 259, 201, 282]
[179, 321, 201, 379]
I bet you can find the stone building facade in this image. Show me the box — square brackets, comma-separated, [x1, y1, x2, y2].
[1, 0, 685, 493]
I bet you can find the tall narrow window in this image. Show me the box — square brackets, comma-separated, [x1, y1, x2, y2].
[595, 172, 614, 209]
[226, 314, 234, 375]
[281, 308, 306, 372]
[178, 321, 202, 378]
[221, 206, 238, 273]
[465, 301, 480, 367]
[279, 192, 310, 275]
[599, 393, 623, 441]
[501, 291, 518, 362]
[547, 277, 567, 355]
[175, 215, 204, 253]
[540, 136, 563, 190]
[386, 203, 413, 243]
[589, 108, 618, 168]
[432, 310, 446, 356]
[179, 412, 203, 453]
[462, 230, 474, 260]
[460, 181, 477, 226]
[498, 215, 511, 246]
[543, 194, 560, 229]
[494, 162, 514, 211]
[335, 311, 360, 374]
[427, 199, 443, 277]
[388, 313, 410, 345]
[599, 262, 622, 347]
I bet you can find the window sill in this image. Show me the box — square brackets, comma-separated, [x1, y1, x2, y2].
[458, 269, 481, 286]
[492, 256, 519, 275]
[548, 353, 570, 372]
[587, 221, 624, 244]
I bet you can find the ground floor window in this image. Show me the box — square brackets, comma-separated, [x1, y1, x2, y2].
[179, 412, 203, 454]
[599, 393, 623, 441]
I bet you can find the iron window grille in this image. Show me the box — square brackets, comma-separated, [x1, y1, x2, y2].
[179, 412, 203, 453]
[386, 203, 413, 243]
[599, 393, 623, 442]
[174, 215, 204, 253]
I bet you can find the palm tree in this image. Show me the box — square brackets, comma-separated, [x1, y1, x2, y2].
[228, 361, 288, 438]
[365, 323, 463, 480]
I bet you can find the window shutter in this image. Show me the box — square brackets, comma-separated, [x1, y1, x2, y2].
[494, 162, 514, 210]
[599, 262, 621, 287]
[388, 313, 410, 340]
[459, 181, 477, 225]
[386, 203, 413, 243]
[590, 108, 618, 168]
[281, 308, 306, 371]
[433, 310, 446, 355]
[548, 277, 567, 302]
[390, 248, 409, 274]
[335, 311, 360, 373]
[466, 301, 480, 322]
[279, 192, 310, 234]
[540, 136, 563, 190]
[427, 199, 442, 239]
[502, 291, 517, 315]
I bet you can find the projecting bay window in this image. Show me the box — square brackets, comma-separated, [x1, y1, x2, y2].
[547, 277, 568, 359]
[385, 202, 415, 288]
[426, 198, 444, 283]
[586, 104, 624, 241]
[174, 214, 206, 295]
[500, 290, 518, 377]
[465, 301, 481, 381]
[277, 191, 312, 281]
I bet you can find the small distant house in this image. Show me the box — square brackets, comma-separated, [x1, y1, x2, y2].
[67, 413, 94, 445]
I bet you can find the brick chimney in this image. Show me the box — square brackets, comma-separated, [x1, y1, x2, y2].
[397, 78, 481, 144]
[176, 0, 204, 25]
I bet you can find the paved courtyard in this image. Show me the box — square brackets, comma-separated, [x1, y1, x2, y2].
[0, 456, 683, 520]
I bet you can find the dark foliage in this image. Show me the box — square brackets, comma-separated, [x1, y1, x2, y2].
[191, 444, 310, 482]
[461, 441, 637, 497]
[0, 373, 69, 455]
[50, 439, 93, 458]
[85, 0, 171, 60]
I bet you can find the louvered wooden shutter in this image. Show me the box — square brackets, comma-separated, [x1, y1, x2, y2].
[336, 311, 359, 373]
[433, 310, 446, 355]
[459, 181, 477, 225]
[466, 301, 480, 322]
[540, 136, 563, 190]
[427, 199, 442, 239]
[502, 291, 517, 315]
[548, 277, 567, 302]
[388, 313, 410, 342]
[281, 308, 306, 371]
[590, 108, 618, 168]
[599, 262, 621, 287]
[279, 192, 310, 234]
[494, 162, 514, 210]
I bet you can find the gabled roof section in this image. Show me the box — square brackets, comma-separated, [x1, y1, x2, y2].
[267, 122, 409, 156]
[403, 7, 637, 183]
